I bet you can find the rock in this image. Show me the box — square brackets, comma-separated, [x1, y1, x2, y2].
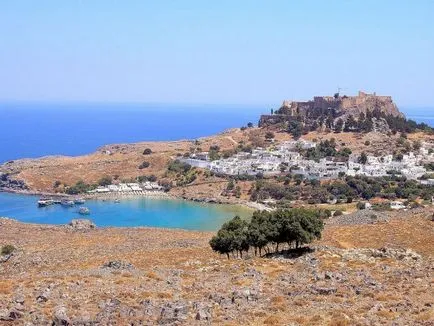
[0, 308, 23, 321]
[158, 302, 189, 324]
[101, 260, 134, 270]
[52, 306, 71, 325]
[312, 286, 337, 295]
[193, 302, 211, 321]
[36, 288, 51, 303]
[68, 219, 96, 230]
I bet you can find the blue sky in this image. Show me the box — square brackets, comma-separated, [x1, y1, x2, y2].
[1, 1, 433, 107]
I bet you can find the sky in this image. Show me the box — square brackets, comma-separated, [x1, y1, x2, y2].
[0, 1, 433, 107]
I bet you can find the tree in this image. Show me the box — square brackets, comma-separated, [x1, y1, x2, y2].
[265, 131, 275, 140]
[209, 216, 249, 258]
[247, 122, 254, 128]
[335, 118, 344, 133]
[413, 140, 422, 151]
[98, 176, 112, 186]
[143, 148, 152, 155]
[358, 152, 368, 165]
[226, 179, 235, 191]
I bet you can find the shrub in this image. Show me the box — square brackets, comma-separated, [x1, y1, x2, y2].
[1, 245, 15, 255]
[167, 160, 191, 174]
[333, 210, 343, 217]
[143, 148, 152, 155]
[98, 176, 112, 186]
[139, 161, 150, 169]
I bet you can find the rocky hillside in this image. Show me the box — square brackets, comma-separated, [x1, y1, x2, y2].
[0, 207, 433, 325]
[258, 91, 430, 135]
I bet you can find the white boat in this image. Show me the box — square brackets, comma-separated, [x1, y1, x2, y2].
[61, 199, 75, 207]
[38, 198, 54, 207]
[78, 207, 90, 215]
[74, 198, 86, 204]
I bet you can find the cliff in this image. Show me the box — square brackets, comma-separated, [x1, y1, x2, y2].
[259, 91, 404, 129]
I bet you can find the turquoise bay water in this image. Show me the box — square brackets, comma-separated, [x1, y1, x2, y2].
[0, 192, 251, 231]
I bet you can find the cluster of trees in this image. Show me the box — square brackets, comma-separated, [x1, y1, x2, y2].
[209, 209, 324, 258]
[166, 159, 197, 186]
[300, 139, 352, 162]
[250, 175, 434, 204]
[223, 179, 242, 198]
[167, 160, 192, 174]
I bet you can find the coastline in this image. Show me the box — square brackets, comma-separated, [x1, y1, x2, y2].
[0, 186, 261, 212]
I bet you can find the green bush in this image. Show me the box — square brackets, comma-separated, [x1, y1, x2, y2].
[139, 161, 150, 169]
[1, 244, 15, 255]
[143, 148, 152, 155]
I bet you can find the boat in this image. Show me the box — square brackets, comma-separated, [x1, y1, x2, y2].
[38, 198, 54, 207]
[78, 207, 90, 215]
[74, 198, 86, 205]
[114, 199, 120, 203]
[60, 199, 75, 207]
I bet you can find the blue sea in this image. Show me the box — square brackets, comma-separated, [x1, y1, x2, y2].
[0, 103, 432, 163]
[0, 102, 432, 229]
[0, 102, 265, 163]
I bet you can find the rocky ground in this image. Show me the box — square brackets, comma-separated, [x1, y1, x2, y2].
[1, 208, 433, 325]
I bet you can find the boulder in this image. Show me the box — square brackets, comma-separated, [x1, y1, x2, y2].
[101, 260, 134, 270]
[52, 306, 71, 326]
[68, 219, 95, 231]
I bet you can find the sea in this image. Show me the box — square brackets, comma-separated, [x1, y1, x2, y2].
[0, 102, 433, 230]
[0, 102, 265, 163]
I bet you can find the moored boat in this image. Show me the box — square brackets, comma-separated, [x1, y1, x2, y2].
[74, 198, 86, 205]
[61, 199, 75, 207]
[78, 207, 91, 215]
[38, 198, 54, 207]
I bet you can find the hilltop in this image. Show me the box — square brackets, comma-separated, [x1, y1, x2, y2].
[259, 91, 431, 137]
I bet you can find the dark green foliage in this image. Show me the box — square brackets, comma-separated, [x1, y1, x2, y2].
[53, 180, 62, 188]
[265, 131, 275, 140]
[143, 148, 152, 155]
[137, 175, 157, 182]
[424, 163, 434, 171]
[287, 120, 303, 139]
[303, 139, 337, 161]
[98, 176, 112, 186]
[66, 180, 96, 194]
[226, 179, 235, 191]
[335, 118, 344, 132]
[251, 175, 434, 204]
[167, 160, 191, 174]
[247, 122, 254, 128]
[208, 145, 221, 161]
[209, 216, 249, 258]
[210, 209, 324, 258]
[358, 152, 368, 164]
[139, 161, 150, 169]
[1, 244, 15, 255]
